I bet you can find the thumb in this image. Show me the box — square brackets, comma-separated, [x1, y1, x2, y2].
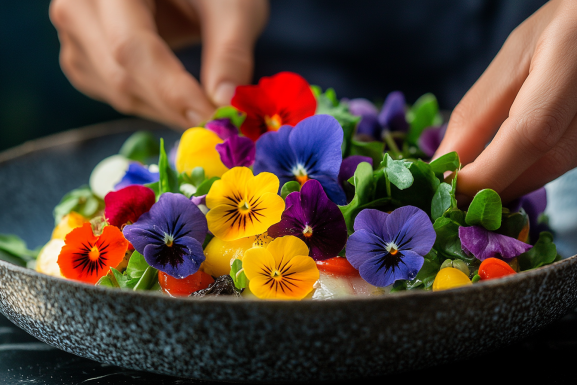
[196, 0, 269, 106]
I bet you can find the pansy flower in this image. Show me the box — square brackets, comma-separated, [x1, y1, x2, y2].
[253, 114, 347, 205]
[104, 185, 156, 228]
[268, 180, 347, 260]
[347, 91, 408, 140]
[58, 223, 129, 284]
[346, 207, 436, 287]
[508, 187, 549, 242]
[243, 236, 319, 300]
[123, 193, 208, 278]
[205, 118, 238, 140]
[114, 163, 159, 190]
[418, 124, 447, 158]
[459, 226, 532, 262]
[175, 127, 228, 178]
[206, 167, 285, 241]
[216, 134, 255, 168]
[231, 72, 317, 141]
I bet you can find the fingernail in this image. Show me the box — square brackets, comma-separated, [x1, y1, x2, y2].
[213, 82, 236, 106]
[186, 109, 202, 127]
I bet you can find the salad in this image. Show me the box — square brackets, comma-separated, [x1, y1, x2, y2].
[3, 72, 559, 300]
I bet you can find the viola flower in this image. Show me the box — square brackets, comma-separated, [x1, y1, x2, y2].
[123, 193, 208, 278]
[508, 187, 549, 242]
[419, 124, 447, 158]
[338, 155, 373, 189]
[206, 167, 285, 241]
[268, 180, 347, 260]
[104, 185, 156, 228]
[205, 118, 238, 140]
[175, 127, 229, 178]
[346, 207, 436, 287]
[347, 91, 408, 140]
[216, 134, 255, 168]
[459, 226, 532, 262]
[231, 72, 317, 141]
[114, 162, 159, 190]
[243, 236, 319, 300]
[58, 223, 129, 284]
[253, 115, 347, 205]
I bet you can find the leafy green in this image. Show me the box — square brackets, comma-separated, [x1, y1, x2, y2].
[431, 183, 452, 221]
[406, 250, 441, 290]
[433, 217, 474, 263]
[144, 181, 159, 198]
[406, 93, 440, 145]
[158, 138, 179, 195]
[465, 189, 502, 231]
[53, 186, 104, 225]
[380, 153, 414, 190]
[281, 181, 301, 200]
[518, 232, 557, 271]
[96, 276, 117, 288]
[230, 259, 248, 290]
[498, 209, 528, 239]
[349, 140, 384, 167]
[195, 177, 219, 197]
[339, 162, 375, 234]
[212, 106, 246, 128]
[0, 234, 38, 267]
[133, 266, 159, 291]
[111, 251, 158, 291]
[389, 160, 439, 215]
[119, 131, 160, 164]
[125, 251, 149, 279]
[429, 151, 460, 175]
[110, 267, 140, 289]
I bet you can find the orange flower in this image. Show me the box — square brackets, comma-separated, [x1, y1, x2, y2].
[58, 223, 128, 284]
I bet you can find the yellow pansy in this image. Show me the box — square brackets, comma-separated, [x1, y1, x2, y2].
[175, 127, 229, 178]
[52, 212, 89, 240]
[243, 236, 319, 300]
[206, 167, 285, 241]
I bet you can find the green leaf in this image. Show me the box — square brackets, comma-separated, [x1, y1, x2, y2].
[281, 181, 301, 200]
[443, 208, 467, 226]
[144, 181, 160, 198]
[349, 140, 384, 167]
[53, 186, 104, 225]
[406, 250, 441, 290]
[498, 209, 528, 239]
[407, 93, 439, 145]
[471, 274, 481, 283]
[96, 276, 118, 288]
[429, 151, 460, 175]
[119, 131, 160, 164]
[190, 167, 206, 186]
[158, 138, 179, 195]
[380, 153, 414, 190]
[212, 106, 246, 128]
[110, 267, 139, 289]
[133, 266, 159, 291]
[230, 259, 248, 290]
[518, 231, 557, 271]
[433, 217, 474, 263]
[465, 189, 502, 231]
[339, 162, 375, 234]
[125, 251, 149, 280]
[195, 177, 219, 197]
[431, 183, 452, 221]
[387, 160, 439, 215]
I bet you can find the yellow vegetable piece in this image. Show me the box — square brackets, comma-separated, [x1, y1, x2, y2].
[432, 267, 472, 292]
[36, 239, 65, 278]
[202, 234, 272, 277]
[175, 127, 229, 178]
[51, 212, 89, 240]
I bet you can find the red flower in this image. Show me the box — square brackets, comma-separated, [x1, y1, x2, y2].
[104, 185, 156, 228]
[231, 72, 317, 141]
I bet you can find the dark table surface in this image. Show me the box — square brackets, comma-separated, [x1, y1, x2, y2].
[1, 119, 577, 384]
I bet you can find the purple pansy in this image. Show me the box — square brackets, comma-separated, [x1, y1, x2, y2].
[419, 124, 447, 158]
[347, 98, 380, 138]
[205, 118, 238, 140]
[115, 163, 159, 190]
[216, 134, 255, 168]
[123, 193, 208, 278]
[253, 114, 347, 205]
[338, 155, 373, 189]
[508, 187, 549, 241]
[347, 91, 408, 141]
[459, 226, 532, 262]
[346, 207, 436, 287]
[268, 179, 348, 260]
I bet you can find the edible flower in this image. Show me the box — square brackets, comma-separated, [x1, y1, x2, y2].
[114, 163, 159, 190]
[206, 167, 285, 241]
[205, 118, 238, 140]
[231, 72, 317, 141]
[346, 207, 436, 287]
[175, 127, 228, 178]
[458, 226, 532, 262]
[347, 91, 408, 140]
[216, 134, 255, 168]
[253, 115, 347, 205]
[58, 223, 128, 284]
[268, 180, 347, 260]
[338, 155, 373, 189]
[104, 185, 156, 228]
[123, 193, 208, 278]
[418, 124, 447, 158]
[243, 236, 319, 300]
[508, 187, 549, 242]
[51, 212, 89, 240]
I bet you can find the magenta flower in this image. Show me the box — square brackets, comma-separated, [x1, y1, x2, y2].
[216, 134, 255, 168]
[346, 207, 436, 287]
[418, 124, 447, 158]
[268, 180, 347, 260]
[205, 118, 238, 140]
[459, 226, 532, 262]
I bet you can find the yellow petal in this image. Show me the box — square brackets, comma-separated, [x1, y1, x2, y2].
[273, 255, 319, 300]
[266, 236, 310, 269]
[175, 127, 229, 178]
[243, 247, 276, 281]
[52, 212, 89, 240]
[205, 167, 253, 209]
[247, 172, 280, 198]
[202, 235, 256, 277]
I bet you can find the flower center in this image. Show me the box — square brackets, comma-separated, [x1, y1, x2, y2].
[88, 246, 100, 261]
[385, 242, 399, 255]
[272, 269, 282, 279]
[292, 164, 310, 186]
[264, 114, 283, 131]
[302, 225, 313, 238]
[164, 233, 174, 247]
[238, 200, 251, 213]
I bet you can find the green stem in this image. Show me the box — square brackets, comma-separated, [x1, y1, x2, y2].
[383, 131, 401, 158]
[386, 177, 392, 198]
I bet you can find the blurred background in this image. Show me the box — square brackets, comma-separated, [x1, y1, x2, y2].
[0, 0, 545, 151]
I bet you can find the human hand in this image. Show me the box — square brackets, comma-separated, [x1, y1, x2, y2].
[49, 0, 268, 128]
[434, 0, 577, 203]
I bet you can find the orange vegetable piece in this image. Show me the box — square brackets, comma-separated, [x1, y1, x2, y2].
[158, 270, 215, 297]
[478, 258, 517, 281]
[316, 257, 360, 277]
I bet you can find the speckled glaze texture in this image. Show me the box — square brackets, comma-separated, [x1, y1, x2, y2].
[1, 120, 577, 382]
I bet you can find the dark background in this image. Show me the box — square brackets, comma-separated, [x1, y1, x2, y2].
[0, 0, 546, 152]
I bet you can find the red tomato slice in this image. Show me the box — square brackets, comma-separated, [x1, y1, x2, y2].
[316, 257, 359, 277]
[158, 270, 214, 297]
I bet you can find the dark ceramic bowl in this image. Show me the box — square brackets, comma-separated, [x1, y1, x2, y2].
[1, 120, 576, 383]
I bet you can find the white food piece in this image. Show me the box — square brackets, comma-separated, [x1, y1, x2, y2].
[89, 155, 130, 199]
[36, 239, 65, 278]
[311, 272, 382, 300]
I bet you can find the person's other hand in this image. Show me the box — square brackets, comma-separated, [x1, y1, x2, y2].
[49, 0, 268, 128]
[435, 0, 577, 203]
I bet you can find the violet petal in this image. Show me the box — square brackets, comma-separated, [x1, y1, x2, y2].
[115, 163, 159, 190]
[378, 91, 408, 132]
[347, 98, 380, 138]
[359, 249, 424, 287]
[418, 124, 447, 158]
[338, 155, 373, 189]
[205, 118, 238, 140]
[215, 134, 255, 168]
[459, 226, 533, 262]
